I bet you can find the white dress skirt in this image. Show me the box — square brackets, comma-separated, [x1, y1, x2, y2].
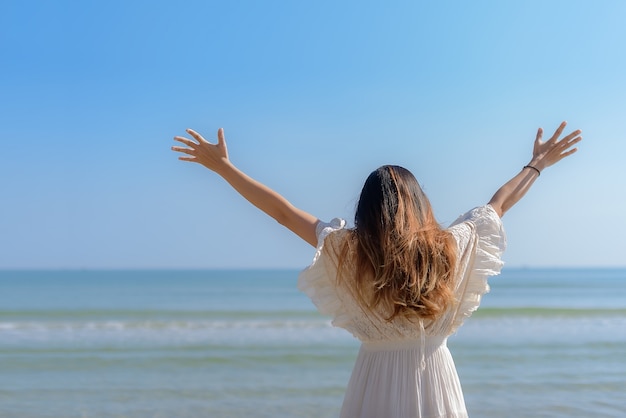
[298, 205, 506, 418]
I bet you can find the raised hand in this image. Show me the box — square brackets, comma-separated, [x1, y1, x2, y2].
[488, 121, 583, 217]
[529, 122, 582, 173]
[171, 125, 318, 245]
[172, 128, 230, 173]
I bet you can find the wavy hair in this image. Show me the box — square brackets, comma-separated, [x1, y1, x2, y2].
[337, 165, 457, 321]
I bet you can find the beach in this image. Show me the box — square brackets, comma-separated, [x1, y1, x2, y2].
[1, 268, 625, 417]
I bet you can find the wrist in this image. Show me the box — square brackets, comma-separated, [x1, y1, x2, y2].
[527, 158, 546, 172]
[206, 158, 234, 177]
[215, 159, 235, 176]
[523, 164, 541, 176]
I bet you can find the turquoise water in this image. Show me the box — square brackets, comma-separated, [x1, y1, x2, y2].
[1, 269, 625, 417]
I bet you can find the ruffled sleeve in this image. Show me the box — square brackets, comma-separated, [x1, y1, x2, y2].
[445, 205, 506, 334]
[297, 218, 352, 327]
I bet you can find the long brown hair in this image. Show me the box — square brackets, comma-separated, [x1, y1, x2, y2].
[337, 165, 457, 321]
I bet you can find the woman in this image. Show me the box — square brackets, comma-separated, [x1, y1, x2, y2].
[172, 122, 581, 418]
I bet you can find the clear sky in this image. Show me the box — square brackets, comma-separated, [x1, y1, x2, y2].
[1, 0, 625, 269]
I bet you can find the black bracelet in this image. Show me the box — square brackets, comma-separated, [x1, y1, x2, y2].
[523, 165, 541, 176]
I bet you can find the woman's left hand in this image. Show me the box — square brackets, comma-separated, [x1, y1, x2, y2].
[529, 122, 582, 172]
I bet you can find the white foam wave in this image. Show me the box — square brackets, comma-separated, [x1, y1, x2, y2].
[0, 318, 353, 348]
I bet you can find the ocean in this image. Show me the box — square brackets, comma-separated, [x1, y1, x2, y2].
[1, 269, 625, 418]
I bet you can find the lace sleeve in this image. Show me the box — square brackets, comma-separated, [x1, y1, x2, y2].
[297, 219, 352, 326]
[445, 205, 506, 334]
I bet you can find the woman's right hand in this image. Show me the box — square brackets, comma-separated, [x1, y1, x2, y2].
[172, 128, 231, 174]
[528, 121, 582, 173]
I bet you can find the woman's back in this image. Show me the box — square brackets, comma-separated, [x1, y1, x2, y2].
[298, 205, 506, 418]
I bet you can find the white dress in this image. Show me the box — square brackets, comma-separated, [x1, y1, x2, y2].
[298, 205, 506, 418]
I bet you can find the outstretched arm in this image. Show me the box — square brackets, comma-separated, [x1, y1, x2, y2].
[488, 121, 582, 218]
[172, 128, 319, 247]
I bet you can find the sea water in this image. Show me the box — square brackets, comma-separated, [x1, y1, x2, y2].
[1, 269, 625, 417]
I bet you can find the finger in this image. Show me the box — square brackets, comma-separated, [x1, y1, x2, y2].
[565, 135, 583, 147]
[535, 127, 543, 143]
[171, 146, 195, 155]
[178, 156, 196, 162]
[173, 136, 197, 147]
[560, 129, 582, 143]
[555, 135, 582, 156]
[217, 128, 225, 147]
[550, 121, 567, 141]
[186, 129, 208, 144]
[559, 148, 578, 158]
[554, 136, 582, 154]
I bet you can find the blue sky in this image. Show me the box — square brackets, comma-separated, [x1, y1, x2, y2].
[1, 1, 625, 269]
